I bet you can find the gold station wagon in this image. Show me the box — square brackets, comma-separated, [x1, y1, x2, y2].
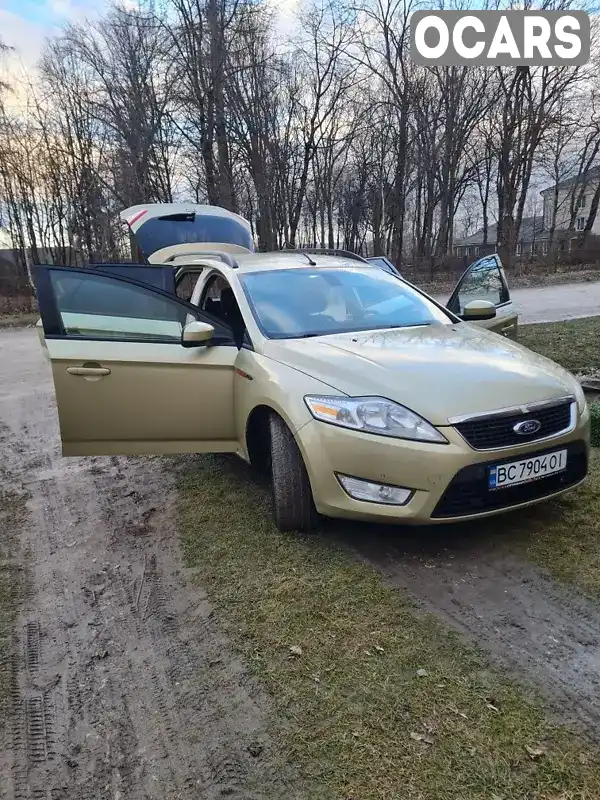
[33, 205, 589, 531]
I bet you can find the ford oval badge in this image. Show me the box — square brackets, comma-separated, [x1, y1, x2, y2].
[514, 419, 542, 435]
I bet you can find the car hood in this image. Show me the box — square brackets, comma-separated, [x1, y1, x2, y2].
[263, 323, 578, 425]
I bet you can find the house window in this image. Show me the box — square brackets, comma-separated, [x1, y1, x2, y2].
[516, 243, 522, 255]
[578, 195, 587, 209]
[576, 216, 586, 231]
[543, 201, 552, 230]
[541, 241, 548, 255]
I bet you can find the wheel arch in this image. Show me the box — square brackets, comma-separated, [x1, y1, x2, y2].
[244, 401, 312, 478]
[245, 404, 275, 475]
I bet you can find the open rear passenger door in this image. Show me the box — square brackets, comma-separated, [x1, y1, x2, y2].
[34, 265, 240, 456]
[446, 255, 518, 339]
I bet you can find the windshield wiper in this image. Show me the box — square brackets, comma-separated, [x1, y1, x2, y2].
[285, 322, 433, 339]
[379, 322, 433, 330]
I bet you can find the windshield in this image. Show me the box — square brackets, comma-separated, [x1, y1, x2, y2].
[239, 267, 453, 339]
[133, 214, 253, 258]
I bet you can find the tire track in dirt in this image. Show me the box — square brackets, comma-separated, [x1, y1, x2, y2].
[336, 522, 600, 739]
[0, 328, 297, 800]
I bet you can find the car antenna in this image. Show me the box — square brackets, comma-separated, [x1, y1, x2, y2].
[302, 253, 317, 266]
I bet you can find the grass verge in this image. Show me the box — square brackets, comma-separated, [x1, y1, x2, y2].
[519, 316, 600, 375]
[178, 455, 600, 800]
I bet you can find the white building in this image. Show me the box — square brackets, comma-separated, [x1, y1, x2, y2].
[540, 166, 600, 237]
[454, 167, 600, 258]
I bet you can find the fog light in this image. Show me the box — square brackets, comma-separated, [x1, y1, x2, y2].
[336, 474, 413, 505]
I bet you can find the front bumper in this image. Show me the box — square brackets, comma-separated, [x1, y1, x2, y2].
[295, 404, 590, 524]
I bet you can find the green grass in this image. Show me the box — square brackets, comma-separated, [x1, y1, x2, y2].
[177, 456, 600, 800]
[519, 316, 600, 375]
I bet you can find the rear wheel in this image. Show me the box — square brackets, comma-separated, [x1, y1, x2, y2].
[269, 413, 317, 532]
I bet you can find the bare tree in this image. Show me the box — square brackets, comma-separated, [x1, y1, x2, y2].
[64, 6, 178, 207]
[494, 65, 585, 267]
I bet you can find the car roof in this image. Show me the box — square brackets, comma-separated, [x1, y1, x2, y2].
[221, 251, 373, 274]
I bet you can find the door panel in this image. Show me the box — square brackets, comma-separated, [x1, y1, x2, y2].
[48, 338, 237, 455]
[34, 265, 239, 456]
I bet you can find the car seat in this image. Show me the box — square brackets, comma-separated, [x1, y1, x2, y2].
[220, 287, 246, 346]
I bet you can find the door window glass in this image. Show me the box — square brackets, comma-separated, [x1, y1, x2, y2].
[454, 257, 508, 314]
[50, 269, 191, 342]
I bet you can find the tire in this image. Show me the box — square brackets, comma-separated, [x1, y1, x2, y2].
[269, 413, 317, 532]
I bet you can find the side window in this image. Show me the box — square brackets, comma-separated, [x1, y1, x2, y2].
[49, 270, 192, 342]
[451, 257, 509, 315]
[176, 270, 203, 302]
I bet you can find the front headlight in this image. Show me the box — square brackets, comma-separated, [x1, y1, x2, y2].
[304, 395, 448, 443]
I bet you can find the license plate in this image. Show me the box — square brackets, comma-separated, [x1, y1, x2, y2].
[488, 449, 567, 490]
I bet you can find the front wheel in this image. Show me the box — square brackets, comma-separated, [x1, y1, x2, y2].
[269, 414, 317, 532]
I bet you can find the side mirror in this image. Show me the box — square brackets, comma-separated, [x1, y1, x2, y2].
[462, 300, 496, 321]
[182, 320, 215, 347]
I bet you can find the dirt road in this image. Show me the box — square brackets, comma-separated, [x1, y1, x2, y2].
[0, 328, 294, 800]
[434, 278, 600, 323]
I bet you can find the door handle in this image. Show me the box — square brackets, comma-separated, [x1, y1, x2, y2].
[66, 366, 111, 376]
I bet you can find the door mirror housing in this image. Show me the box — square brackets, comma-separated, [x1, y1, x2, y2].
[182, 320, 215, 346]
[462, 300, 497, 321]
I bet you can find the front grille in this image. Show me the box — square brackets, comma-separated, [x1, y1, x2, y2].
[431, 441, 587, 519]
[454, 399, 573, 450]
